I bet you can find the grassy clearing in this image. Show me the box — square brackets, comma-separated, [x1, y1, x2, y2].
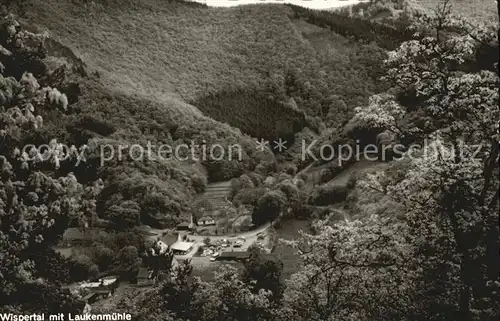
[273, 219, 311, 279]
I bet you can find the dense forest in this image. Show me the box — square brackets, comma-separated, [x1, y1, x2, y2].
[0, 0, 499, 319]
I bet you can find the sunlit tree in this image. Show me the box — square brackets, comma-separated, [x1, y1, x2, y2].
[0, 15, 99, 313]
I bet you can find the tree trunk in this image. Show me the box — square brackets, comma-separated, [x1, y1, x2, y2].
[458, 260, 473, 321]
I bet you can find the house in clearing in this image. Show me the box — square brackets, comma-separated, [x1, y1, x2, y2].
[197, 216, 216, 226]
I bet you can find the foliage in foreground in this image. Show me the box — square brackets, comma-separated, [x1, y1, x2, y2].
[0, 14, 92, 313]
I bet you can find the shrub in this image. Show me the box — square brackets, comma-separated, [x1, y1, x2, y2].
[252, 190, 287, 225]
[69, 254, 93, 281]
[308, 184, 349, 206]
[88, 264, 100, 280]
[204, 159, 245, 182]
[231, 174, 255, 197]
[246, 172, 264, 186]
[104, 200, 141, 230]
[276, 180, 300, 203]
[346, 173, 359, 190]
[291, 204, 316, 220]
[233, 187, 269, 207]
[91, 244, 114, 271]
[254, 160, 278, 177]
[114, 245, 141, 279]
[31, 248, 72, 284]
[190, 174, 207, 194]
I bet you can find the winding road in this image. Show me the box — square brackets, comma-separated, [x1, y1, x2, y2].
[139, 156, 387, 270]
[144, 155, 385, 244]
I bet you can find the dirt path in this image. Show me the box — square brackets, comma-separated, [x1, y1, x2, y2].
[298, 156, 389, 222]
[327, 158, 388, 187]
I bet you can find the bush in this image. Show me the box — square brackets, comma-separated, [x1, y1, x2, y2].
[88, 264, 100, 280]
[31, 248, 72, 284]
[233, 187, 269, 208]
[91, 243, 114, 271]
[231, 174, 255, 197]
[291, 204, 315, 220]
[246, 172, 264, 186]
[104, 200, 141, 230]
[114, 245, 141, 279]
[308, 184, 349, 206]
[204, 159, 246, 182]
[252, 190, 287, 225]
[190, 174, 207, 194]
[69, 254, 93, 281]
[279, 163, 297, 176]
[254, 160, 277, 177]
[276, 181, 300, 203]
[346, 173, 358, 190]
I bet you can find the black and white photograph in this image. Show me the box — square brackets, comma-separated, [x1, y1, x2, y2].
[0, 0, 498, 320]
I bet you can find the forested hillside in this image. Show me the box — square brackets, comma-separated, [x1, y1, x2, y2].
[9, 0, 400, 229]
[1, 2, 279, 232]
[23, 0, 391, 140]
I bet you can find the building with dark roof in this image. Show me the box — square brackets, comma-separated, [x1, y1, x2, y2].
[216, 251, 250, 262]
[176, 222, 193, 231]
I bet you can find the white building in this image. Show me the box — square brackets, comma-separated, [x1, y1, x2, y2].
[171, 240, 195, 255]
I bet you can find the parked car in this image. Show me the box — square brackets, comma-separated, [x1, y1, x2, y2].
[234, 239, 244, 247]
